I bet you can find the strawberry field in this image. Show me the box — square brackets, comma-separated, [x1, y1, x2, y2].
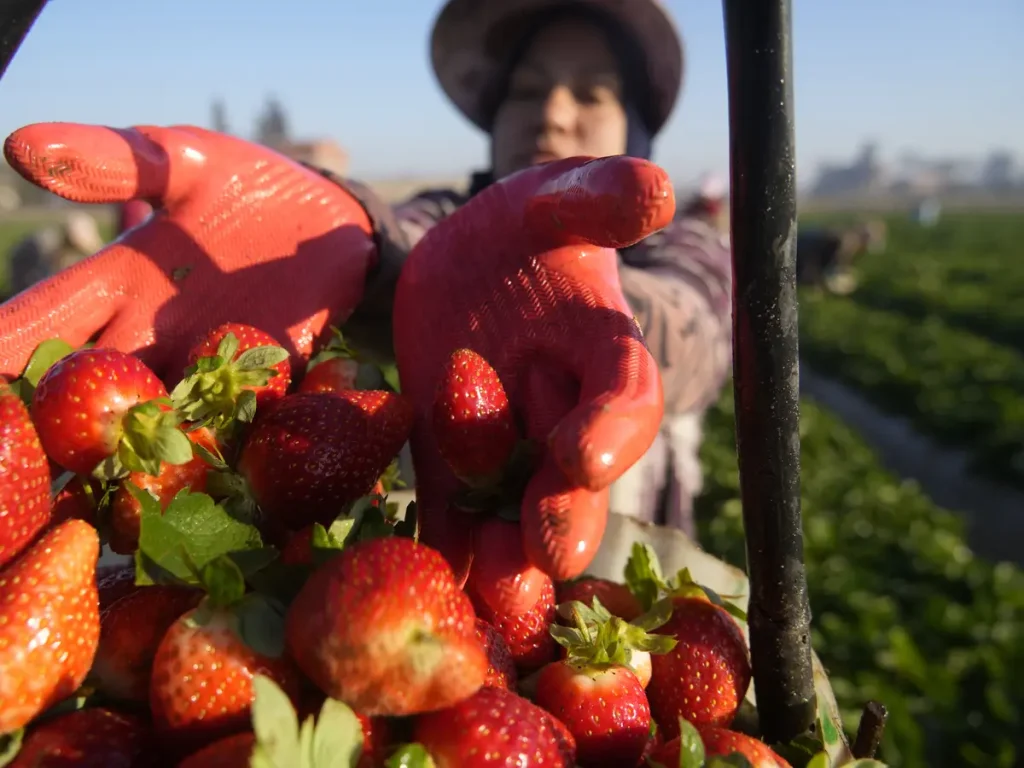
[695, 211, 1024, 767]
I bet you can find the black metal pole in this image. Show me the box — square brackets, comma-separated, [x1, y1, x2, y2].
[0, 0, 46, 82]
[722, 0, 816, 744]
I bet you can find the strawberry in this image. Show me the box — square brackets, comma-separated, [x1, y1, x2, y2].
[474, 619, 518, 690]
[149, 599, 302, 752]
[650, 725, 792, 767]
[285, 536, 487, 716]
[469, 570, 558, 674]
[9, 708, 151, 767]
[31, 348, 190, 477]
[534, 662, 649, 767]
[299, 356, 360, 394]
[237, 390, 413, 532]
[91, 584, 203, 702]
[432, 348, 519, 487]
[646, 594, 750, 738]
[0, 520, 100, 733]
[0, 375, 51, 568]
[108, 427, 217, 554]
[410, 685, 575, 766]
[552, 597, 677, 690]
[533, 598, 677, 766]
[465, 517, 548, 616]
[178, 732, 256, 767]
[172, 323, 292, 432]
[556, 576, 643, 622]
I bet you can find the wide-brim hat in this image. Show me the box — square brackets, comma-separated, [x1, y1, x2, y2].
[430, 0, 684, 135]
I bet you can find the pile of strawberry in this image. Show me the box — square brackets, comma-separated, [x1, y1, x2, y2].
[0, 323, 792, 767]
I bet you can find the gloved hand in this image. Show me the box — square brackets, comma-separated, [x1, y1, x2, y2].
[0, 123, 377, 381]
[394, 156, 673, 585]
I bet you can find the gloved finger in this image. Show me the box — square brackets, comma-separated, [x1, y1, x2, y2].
[520, 457, 609, 581]
[522, 156, 676, 250]
[4, 123, 211, 209]
[0, 247, 131, 378]
[550, 313, 664, 492]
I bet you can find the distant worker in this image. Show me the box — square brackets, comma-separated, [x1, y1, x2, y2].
[796, 219, 887, 295]
[5, 211, 104, 299]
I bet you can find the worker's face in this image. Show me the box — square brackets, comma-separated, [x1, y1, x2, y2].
[491, 19, 629, 180]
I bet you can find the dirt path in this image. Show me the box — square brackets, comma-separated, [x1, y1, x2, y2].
[800, 363, 1024, 567]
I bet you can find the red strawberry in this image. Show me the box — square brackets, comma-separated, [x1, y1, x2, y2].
[108, 427, 217, 554]
[9, 708, 151, 767]
[149, 601, 302, 752]
[647, 595, 751, 738]
[534, 661, 650, 767]
[0, 520, 100, 733]
[470, 570, 558, 674]
[237, 391, 413, 532]
[465, 517, 548, 616]
[177, 732, 256, 767]
[432, 348, 519, 487]
[474, 619, 518, 690]
[650, 726, 792, 767]
[0, 375, 51, 568]
[91, 584, 203, 702]
[299, 356, 360, 394]
[556, 577, 643, 622]
[412, 685, 575, 766]
[31, 348, 186, 476]
[280, 524, 317, 566]
[172, 323, 292, 433]
[286, 536, 487, 716]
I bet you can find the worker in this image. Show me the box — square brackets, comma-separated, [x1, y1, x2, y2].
[0, 0, 731, 578]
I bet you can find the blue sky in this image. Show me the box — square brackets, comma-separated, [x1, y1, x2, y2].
[0, 0, 1020, 186]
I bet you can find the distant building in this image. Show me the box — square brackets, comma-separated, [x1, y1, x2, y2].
[275, 139, 350, 176]
[810, 143, 887, 197]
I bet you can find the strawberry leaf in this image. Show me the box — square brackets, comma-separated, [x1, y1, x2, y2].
[310, 696, 364, 767]
[250, 673, 365, 768]
[235, 389, 258, 425]
[251, 674, 303, 768]
[192, 440, 230, 471]
[247, 561, 312, 606]
[227, 547, 281, 579]
[378, 362, 401, 394]
[623, 542, 666, 612]
[199, 554, 247, 608]
[216, 332, 241, 364]
[310, 520, 352, 567]
[385, 744, 435, 767]
[132, 486, 263, 587]
[235, 346, 290, 371]
[0, 729, 23, 768]
[307, 326, 360, 372]
[393, 500, 418, 541]
[14, 338, 75, 402]
[234, 592, 288, 658]
[676, 718, 706, 768]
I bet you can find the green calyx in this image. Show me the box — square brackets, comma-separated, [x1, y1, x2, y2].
[550, 596, 678, 669]
[170, 333, 289, 432]
[623, 543, 748, 624]
[249, 675, 366, 768]
[92, 398, 194, 481]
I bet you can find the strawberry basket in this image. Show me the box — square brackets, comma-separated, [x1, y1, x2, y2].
[0, 0, 895, 766]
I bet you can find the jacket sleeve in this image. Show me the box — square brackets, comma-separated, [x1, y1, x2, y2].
[619, 217, 733, 416]
[318, 175, 465, 360]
